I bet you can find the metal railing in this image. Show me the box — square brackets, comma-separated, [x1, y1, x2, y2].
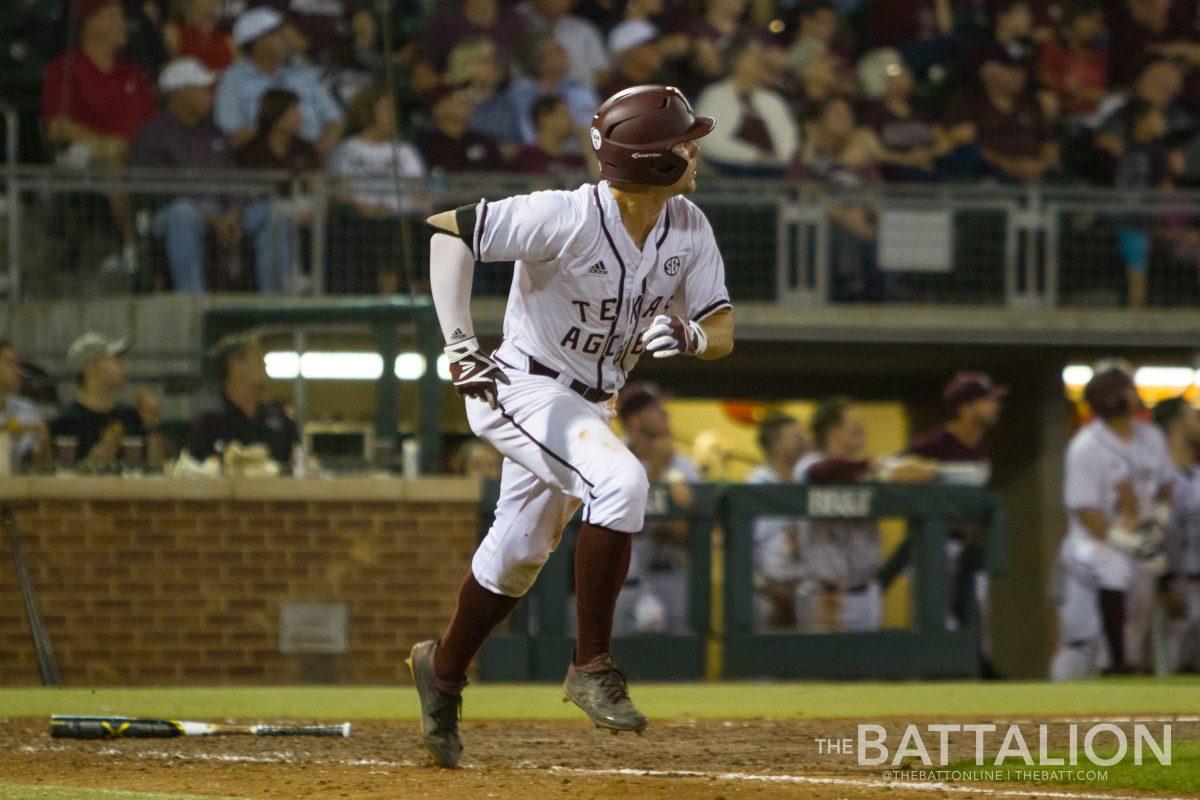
[3, 165, 1200, 309]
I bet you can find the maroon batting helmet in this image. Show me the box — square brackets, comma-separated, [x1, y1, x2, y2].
[1084, 361, 1137, 420]
[590, 85, 715, 187]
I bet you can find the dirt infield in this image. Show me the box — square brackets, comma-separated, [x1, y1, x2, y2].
[1, 716, 1194, 799]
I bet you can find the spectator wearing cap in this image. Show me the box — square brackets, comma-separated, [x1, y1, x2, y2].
[597, 20, 666, 101]
[857, 48, 977, 182]
[0, 340, 51, 474]
[41, 0, 158, 272]
[616, 386, 700, 634]
[186, 336, 298, 467]
[617, 0, 689, 70]
[236, 88, 323, 294]
[417, 86, 504, 173]
[787, 40, 852, 121]
[507, 31, 600, 146]
[1036, 0, 1109, 118]
[696, 38, 798, 175]
[786, 1, 851, 78]
[214, 6, 344, 157]
[445, 39, 524, 154]
[944, 47, 1059, 182]
[682, 0, 753, 97]
[900, 371, 1007, 676]
[862, 0, 966, 93]
[410, 0, 526, 93]
[328, 84, 427, 294]
[132, 57, 242, 294]
[50, 334, 165, 472]
[512, 96, 591, 175]
[519, 0, 611, 89]
[165, 0, 235, 72]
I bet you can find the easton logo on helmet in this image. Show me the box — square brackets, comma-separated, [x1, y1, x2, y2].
[631, 152, 661, 158]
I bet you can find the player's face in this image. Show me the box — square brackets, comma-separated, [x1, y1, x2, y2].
[772, 422, 808, 463]
[966, 396, 1002, 428]
[668, 140, 701, 195]
[829, 408, 866, 459]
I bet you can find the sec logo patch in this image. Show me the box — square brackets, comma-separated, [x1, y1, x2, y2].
[590, 127, 602, 151]
[663, 256, 681, 276]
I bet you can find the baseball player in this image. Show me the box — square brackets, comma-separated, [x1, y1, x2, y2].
[746, 413, 810, 630]
[1151, 397, 1200, 672]
[1050, 364, 1175, 681]
[615, 386, 700, 634]
[795, 398, 936, 632]
[903, 371, 1006, 675]
[407, 85, 734, 768]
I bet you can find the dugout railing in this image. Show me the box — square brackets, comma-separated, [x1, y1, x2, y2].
[477, 481, 1005, 682]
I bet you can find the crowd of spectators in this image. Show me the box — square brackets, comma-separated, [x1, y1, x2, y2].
[16, 0, 1200, 293]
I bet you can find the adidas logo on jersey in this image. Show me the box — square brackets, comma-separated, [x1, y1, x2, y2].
[587, 261, 608, 276]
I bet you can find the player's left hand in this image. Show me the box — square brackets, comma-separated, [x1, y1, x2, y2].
[445, 337, 511, 410]
[640, 314, 707, 358]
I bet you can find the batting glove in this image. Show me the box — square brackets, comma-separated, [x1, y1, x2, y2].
[640, 314, 707, 358]
[445, 337, 510, 410]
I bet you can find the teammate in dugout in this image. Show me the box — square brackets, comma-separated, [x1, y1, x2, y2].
[1151, 397, 1200, 673]
[1050, 363, 1175, 681]
[407, 85, 734, 768]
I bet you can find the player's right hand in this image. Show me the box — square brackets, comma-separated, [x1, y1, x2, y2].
[444, 337, 510, 410]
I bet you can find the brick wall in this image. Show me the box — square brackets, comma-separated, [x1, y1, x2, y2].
[0, 478, 479, 685]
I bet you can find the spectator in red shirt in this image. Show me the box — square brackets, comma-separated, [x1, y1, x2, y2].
[418, 86, 504, 173]
[1037, 0, 1109, 117]
[512, 95, 590, 175]
[945, 49, 1059, 182]
[42, 0, 159, 270]
[165, 0, 235, 72]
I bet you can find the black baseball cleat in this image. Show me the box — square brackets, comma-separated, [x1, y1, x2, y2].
[562, 652, 648, 734]
[406, 640, 464, 768]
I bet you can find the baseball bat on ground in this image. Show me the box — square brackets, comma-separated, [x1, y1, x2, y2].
[3, 505, 60, 687]
[50, 715, 352, 739]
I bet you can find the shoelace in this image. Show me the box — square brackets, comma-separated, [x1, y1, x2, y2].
[594, 665, 632, 705]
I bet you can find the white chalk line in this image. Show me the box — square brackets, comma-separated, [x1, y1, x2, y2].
[17, 743, 1192, 800]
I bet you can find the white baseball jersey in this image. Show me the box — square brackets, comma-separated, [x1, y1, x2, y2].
[473, 181, 731, 395]
[1168, 465, 1200, 577]
[1063, 419, 1175, 540]
[794, 452, 881, 587]
[746, 463, 807, 583]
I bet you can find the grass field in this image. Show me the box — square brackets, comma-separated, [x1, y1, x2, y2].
[2, 677, 1199, 720]
[4, 679, 1200, 800]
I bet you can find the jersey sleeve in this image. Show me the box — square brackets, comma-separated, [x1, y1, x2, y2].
[682, 209, 732, 322]
[474, 191, 579, 264]
[1064, 437, 1104, 512]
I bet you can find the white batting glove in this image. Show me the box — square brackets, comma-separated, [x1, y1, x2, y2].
[640, 314, 707, 358]
[445, 337, 510, 410]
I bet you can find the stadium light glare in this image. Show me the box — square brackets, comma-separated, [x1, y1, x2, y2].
[1134, 366, 1196, 389]
[1061, 365, 1093, 388]
[394, 352, 427, 380]
[265, 351, 452, 381]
